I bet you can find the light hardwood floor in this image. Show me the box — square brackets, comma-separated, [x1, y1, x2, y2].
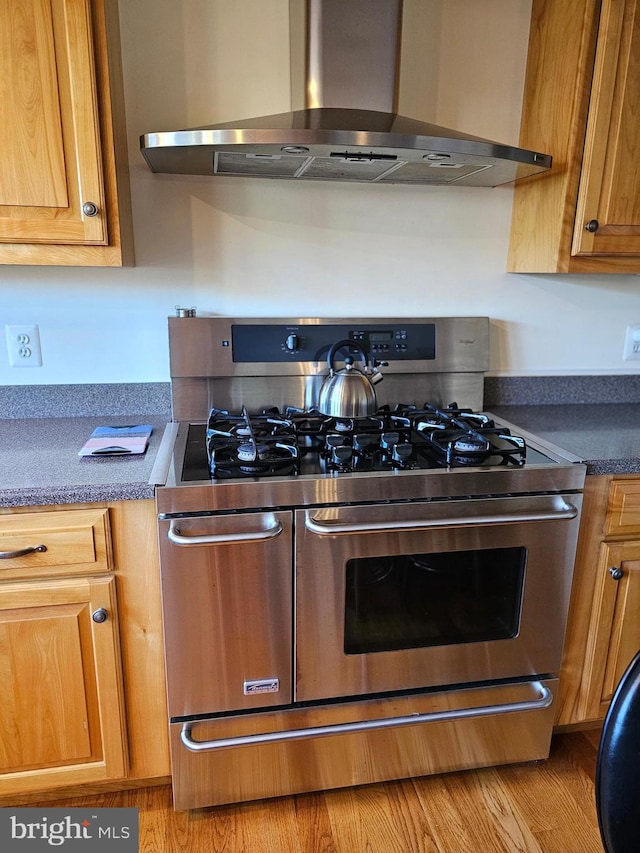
[27, 730, 604, 852]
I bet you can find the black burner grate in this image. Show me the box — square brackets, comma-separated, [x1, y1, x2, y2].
[204, 403, 527, 479]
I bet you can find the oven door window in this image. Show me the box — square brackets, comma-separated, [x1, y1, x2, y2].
[344, 547, 526, 654]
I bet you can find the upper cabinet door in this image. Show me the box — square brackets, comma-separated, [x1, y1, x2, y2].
[508, 0, 640, 273]
[572, 0, 640, 257]
[0, 0, 107, 245]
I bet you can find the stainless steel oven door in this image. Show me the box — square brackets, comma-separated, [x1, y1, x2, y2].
[158, 510, 293, 717]
[295, 493, 582, 702]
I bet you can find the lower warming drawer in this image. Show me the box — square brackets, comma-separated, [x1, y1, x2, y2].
[169, 677, 558, 809]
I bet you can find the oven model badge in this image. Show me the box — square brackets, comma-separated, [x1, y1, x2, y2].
[244, 678, 280, 695]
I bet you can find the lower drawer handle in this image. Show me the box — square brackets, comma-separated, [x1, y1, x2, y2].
[180, 682, 552, 752]
[0, 544, 47, 560]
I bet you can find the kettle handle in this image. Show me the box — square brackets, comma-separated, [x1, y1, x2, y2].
[327, 339, 369, 373]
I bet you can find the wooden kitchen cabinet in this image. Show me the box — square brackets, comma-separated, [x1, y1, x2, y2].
[582, 540, 640, 717]
[556, 476, 640, 727]
[508, 0, 640, 273]
[0, 501, 169, 800]
[0, 0, 133, 266]
[0, 508, 127, 794]
[0, 575, 128, 794]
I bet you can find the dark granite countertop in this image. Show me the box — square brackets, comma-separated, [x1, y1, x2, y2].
[0, 416, 170, 508]
[490, 404, 640, 476]
[4, 404, 635, 510]
[2, 379, 640, 508]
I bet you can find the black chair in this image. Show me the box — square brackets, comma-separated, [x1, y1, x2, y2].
[596, 650, 640, 853]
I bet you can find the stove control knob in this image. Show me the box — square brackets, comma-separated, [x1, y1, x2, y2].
[285, 334, 300, 352]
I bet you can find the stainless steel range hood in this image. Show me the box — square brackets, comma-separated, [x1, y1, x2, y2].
[140, 0, 551, 187]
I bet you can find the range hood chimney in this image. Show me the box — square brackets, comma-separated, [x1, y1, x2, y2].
[140, 0, 551, 187]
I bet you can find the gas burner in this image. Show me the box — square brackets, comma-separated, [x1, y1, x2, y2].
[237, 442, 269, 462]
[206, 407, 300, 478]
[416, 424, 526, 468]
[392, 443, 414, 466]
[452, 434, 489, 454]
[449, 433, 491, 466]
[353, 433, 372, 452]
[210, 440, 299, 478]
[380, 431, 401, 450]
[397, 402, 496, 431]
[388, 402, 525, 468]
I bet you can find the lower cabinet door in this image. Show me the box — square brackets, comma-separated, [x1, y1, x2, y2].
[0, 574, 127, 795]
[582, 540, 640, 720]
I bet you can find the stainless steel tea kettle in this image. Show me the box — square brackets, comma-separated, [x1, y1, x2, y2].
[318, 339, 384, 418]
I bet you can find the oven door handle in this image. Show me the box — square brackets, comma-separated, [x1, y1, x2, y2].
[167, 518, 283, 546]
[304, 502, 579, 535]
[179, 681, 553, 752]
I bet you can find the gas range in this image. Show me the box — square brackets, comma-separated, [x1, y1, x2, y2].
[158, 315, 584, 513]
[157, 316, 587, 810]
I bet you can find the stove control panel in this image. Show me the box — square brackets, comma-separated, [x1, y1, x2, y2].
[231, 323, 436, 362]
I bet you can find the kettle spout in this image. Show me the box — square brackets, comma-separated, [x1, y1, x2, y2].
[370, 360, 387, 385]
[370, 369, 384, 386]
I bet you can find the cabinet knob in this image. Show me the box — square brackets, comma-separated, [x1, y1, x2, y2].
[82, 201, 99, 217]
[609, 566, 624, 581]
[585, 219, 600, 233]
[91, 608, 109, 623]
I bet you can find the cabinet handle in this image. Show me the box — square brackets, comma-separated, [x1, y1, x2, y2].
[609, 566, 624, 581]
[585, 219, 600, 232]
[92, 608, 109, 623]
[0, 544, 47, 560]
[82, 201, 99, 217]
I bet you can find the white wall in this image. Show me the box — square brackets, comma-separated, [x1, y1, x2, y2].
[2, 0, 640, 387]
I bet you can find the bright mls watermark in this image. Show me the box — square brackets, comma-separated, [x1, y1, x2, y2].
[0, 808, 138, 850]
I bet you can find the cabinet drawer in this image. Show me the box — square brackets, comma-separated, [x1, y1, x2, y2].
[0, 509, 112, 579]
[605, 480, 640, 537]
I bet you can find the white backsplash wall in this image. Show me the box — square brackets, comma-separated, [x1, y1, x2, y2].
[2, 0, 640, 387]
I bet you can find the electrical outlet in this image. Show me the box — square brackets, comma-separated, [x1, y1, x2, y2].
[623, 325, 640, 361]
[5, 324, 43, 367]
